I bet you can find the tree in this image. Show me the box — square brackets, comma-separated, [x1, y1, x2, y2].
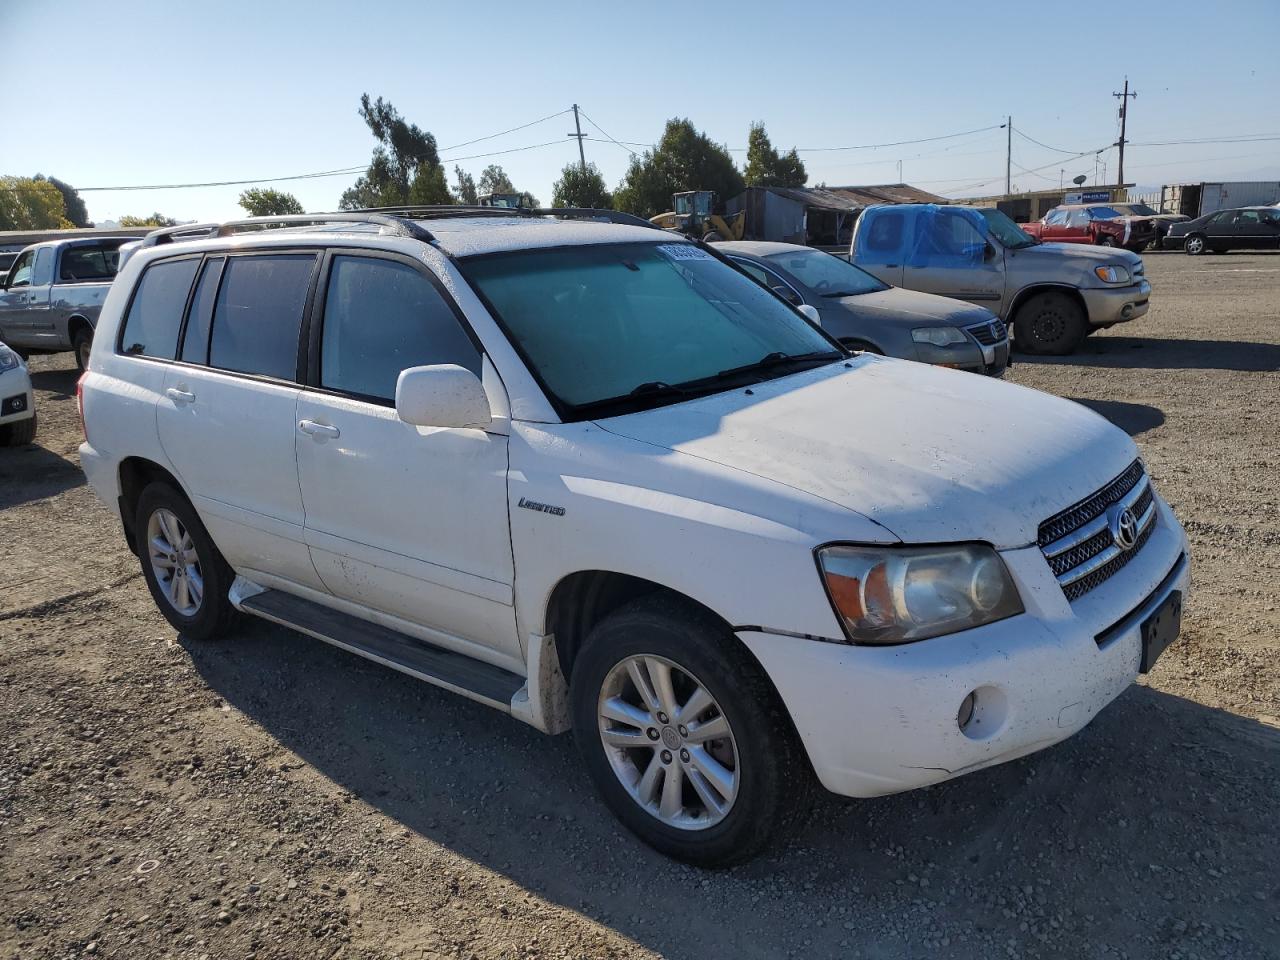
[238, 188, 304, 216]
[551, 162, 613, 209]
[452, 166, 477, 205]
[35, 175, 90, 227]
[476, 165, 539, 208]
[613, 118, 745, 218]
[119, 213, 177, 227]
[339, 94, 452, 209]
[0, 176, 72, 229]
[743, 122, 807, 188]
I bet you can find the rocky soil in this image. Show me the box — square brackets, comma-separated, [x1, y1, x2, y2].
[1, 251, 1277, 959]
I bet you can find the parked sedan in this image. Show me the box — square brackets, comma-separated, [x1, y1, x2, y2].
[717, 241, 1009, 376]
[0, 339, 36, 446]
[1166, 206, 1280, 254]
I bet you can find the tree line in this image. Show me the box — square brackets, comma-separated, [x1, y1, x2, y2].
[2, 95, 808, 230]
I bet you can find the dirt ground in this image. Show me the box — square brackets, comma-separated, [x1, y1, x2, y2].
[1, 251, 1277, 960]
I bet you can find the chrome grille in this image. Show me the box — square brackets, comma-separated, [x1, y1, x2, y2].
[967, 319, 1008, 346]
[1038, 460, 1157, 602]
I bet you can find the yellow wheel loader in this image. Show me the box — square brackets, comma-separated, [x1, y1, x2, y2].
[649, 191, 745, 242]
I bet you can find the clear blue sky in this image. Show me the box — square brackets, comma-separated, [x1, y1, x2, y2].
[4, 0, 1278, 223]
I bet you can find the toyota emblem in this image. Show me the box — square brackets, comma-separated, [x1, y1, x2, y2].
[1113, 506, 1139, 550]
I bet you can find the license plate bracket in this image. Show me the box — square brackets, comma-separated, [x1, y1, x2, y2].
[1140, 590, 1182, 673]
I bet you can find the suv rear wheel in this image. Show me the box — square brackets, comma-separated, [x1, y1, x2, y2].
[1015, 291, 1086, 356]
[135, 482, 237, 640]
[72, 327, 93, 372]
[570, 595, 808, 866]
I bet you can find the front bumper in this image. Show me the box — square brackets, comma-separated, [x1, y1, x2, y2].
[1081, 279, 1151, 327]
[740, 496, 1189, 798]
[0, 369, 34, 426]
[913, 339, 1009, 377]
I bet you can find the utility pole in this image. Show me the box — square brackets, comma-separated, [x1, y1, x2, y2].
[1113, 78, 1137, 187]
[1005, 116, 1012, 196]
[569, 104, 587, 173]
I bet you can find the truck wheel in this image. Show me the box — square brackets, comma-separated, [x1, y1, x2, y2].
[72, 327, 93, 371]
[0, 412, 37, 447]
[1015, 291, 1086, 356]
[135, 482, 238, 640]
[1185, 234, 1207, 256]
[570, 594, 809, 866]
[1098, 235, 1117, 247]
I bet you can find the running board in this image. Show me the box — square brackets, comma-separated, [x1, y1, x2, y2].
[239, 589, 524, 709]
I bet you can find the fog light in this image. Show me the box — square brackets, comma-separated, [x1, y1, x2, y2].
[957, 691, 976, 731]
[1120, 304, 1134, 319]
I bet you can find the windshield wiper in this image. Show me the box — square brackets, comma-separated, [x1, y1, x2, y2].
[629, 380, 689, 398]
[714, 349, 843, 381]
[819, 290, 865, 298]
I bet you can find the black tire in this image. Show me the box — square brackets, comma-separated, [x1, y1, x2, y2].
[570, 594, 810, 867]
[0, 412, 37, 447]
[702, 230, 724, 242]
[135, 482, 238, 640]
[72, 326, 93, 371]
[1184, 233, 1207, 256]
[1098, 235, 1117, 247]
[1014, 291, 1087, 356]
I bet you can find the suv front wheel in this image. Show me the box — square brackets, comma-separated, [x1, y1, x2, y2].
[571, 595, 808, 866]
[135, 482, 238, 640]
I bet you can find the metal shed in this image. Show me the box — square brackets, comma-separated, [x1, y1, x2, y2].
[724, 184, 948, 247]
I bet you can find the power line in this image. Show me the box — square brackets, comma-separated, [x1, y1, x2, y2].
[577, 109, 638, 157]
[1013, 128, 1094, 155]
[732, 123, 1005, 153]
[438, 107, 572, 153]
[1129, 135, 1280, 146]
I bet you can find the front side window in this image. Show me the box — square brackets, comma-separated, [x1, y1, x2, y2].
[119, 257, 201, 359]
[462, 242, 838, 415]
[764, 249, 886, 297]
[6, 251, 33, 287]
[979, 208, 1037, 248]
[320, 255, 479, 401]
[1086, 207, 1123, 220]
[861, 211, 905, 256]
[209, 254, 315, 380]
[1044, 210, 1069, 226]
[1068, 210, 1091, 228]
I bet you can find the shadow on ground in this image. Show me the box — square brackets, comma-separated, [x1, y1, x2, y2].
[0, 444, 85, 508]
[1069, 397, 1166, 437]
[28, 366, 80, 399]
[1016, 336, 1280, 372]
[186, 619, 1280, 959]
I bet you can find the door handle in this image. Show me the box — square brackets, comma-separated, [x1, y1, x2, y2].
[165, 387, 196, 404]
[298, 419, 340, 440]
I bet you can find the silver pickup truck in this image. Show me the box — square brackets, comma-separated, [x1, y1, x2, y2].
[0, 236, 135, 369]
[851, 204, 1152, 355]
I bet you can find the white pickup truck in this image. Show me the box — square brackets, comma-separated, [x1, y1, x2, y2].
[0, 236, 135, 369]
[78, 210, 1190, 865]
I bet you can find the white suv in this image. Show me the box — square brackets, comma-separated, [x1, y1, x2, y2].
[78, 210, 1190, 865]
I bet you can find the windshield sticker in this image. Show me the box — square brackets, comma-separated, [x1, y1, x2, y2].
[656, 243, 713, 262]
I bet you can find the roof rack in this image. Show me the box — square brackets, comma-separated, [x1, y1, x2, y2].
[139, 213, 436, 248]
[134, 205, 664, 252]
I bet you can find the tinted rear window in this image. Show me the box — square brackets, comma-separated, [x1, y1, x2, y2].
[208, 254, 315, 380]
[60, 245, 122, 282]
[180, 257, 224, 365]
[119, 257, 201, 359]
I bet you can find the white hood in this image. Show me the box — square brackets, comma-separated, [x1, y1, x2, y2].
[596, 357, 1137, 549]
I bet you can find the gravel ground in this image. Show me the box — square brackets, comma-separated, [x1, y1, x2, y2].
[1, 251, 1277, 960]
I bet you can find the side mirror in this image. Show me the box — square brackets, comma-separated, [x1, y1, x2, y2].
[395, 364, 491, 430]
[797, 304, 821, 326]
[772, 284, 802, 305]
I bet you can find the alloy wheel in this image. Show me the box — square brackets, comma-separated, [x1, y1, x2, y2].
[1186, 236, 1205, 255]
[147, 508, 203, 616]
[596, 655, 739, 830]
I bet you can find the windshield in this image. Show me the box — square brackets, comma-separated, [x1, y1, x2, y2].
[977, 208, 1037, 249]
[461, 242, 841, 417]
[1117, 203, 1158, 216]
[763, 248, 887, 296]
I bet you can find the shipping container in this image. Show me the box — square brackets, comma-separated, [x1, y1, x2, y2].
[1159, 181, 1280, 217]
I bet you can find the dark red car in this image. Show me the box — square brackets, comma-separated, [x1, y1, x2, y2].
[1020, 203, 1157, 253]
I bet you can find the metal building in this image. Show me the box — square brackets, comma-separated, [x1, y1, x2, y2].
[724, 184, 948, 248]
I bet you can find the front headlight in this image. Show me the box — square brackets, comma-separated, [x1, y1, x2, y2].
[817, 543, 1023, 644]
[1094, 264, 1131, 284]
[911, 326, 970, 347]
[0, 344, 20, 373]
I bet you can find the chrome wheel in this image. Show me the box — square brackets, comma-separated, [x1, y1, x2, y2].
[1185, 235, 1205, 255]
[146, 508, 203, 617]
[597, 655, 739, 830]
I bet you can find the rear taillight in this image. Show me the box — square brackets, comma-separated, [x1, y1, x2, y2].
[76, 372, 88, 443]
